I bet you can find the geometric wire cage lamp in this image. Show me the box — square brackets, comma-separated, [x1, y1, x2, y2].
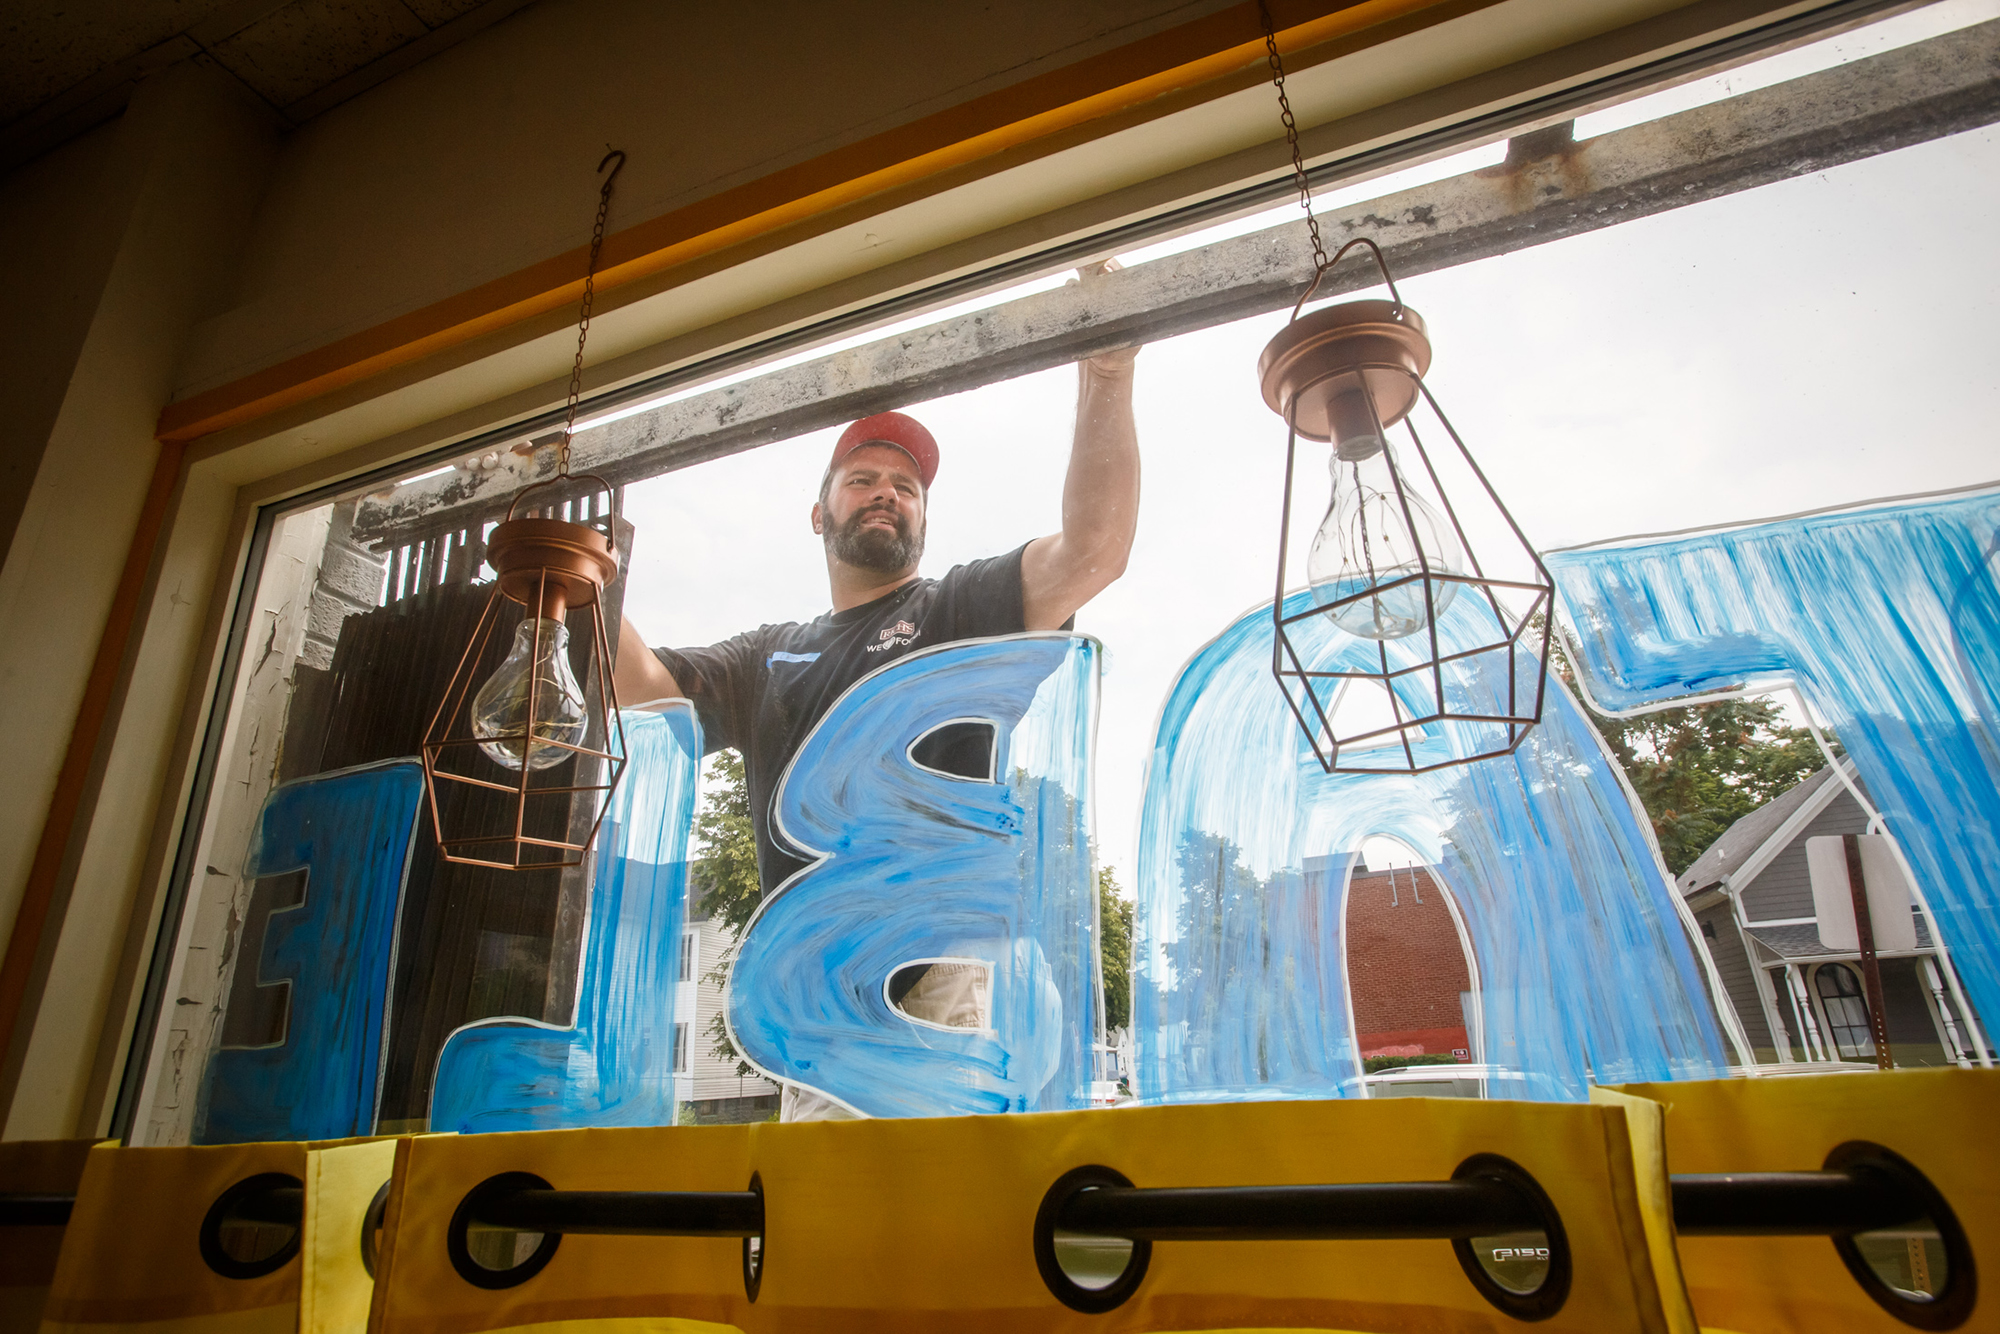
[419, 483, 628, 868]
[420, 150, 630, 866]
[1261, 239, 1555, 776]
[1251, 8, 1551, 775]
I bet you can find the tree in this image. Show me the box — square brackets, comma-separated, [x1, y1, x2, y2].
[1550, 635, 1833, 874]
[690, 750, 760, 1074]
[1098, 865, 1133, 1032]
[691, 750, 760, 930]
[1585, 695, 1828, 875]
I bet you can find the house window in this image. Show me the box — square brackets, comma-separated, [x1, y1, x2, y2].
[673, 1022, 690, 1073]
[679, 932, 696, 982]
[1815, 963, 1875, 1059]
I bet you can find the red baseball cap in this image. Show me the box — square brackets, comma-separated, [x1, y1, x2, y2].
[831, 411, 939, 489]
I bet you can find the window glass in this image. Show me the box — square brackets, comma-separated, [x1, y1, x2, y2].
[123, 0, 1997, 1141]
[1815, 963, 1876, 1059]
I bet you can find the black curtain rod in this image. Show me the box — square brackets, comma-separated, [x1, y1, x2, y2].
[0, 1166, 1925, 1239]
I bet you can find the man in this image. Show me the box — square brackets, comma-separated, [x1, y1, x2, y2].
[614, 344, 1138, 1116]
[615, 346, 1140, 892]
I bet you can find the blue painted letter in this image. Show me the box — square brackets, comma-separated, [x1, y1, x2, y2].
[1548, 489, 2000, 1036]
[198, 761, 423, 1143]
[728, 635, 1100, 1117]
[430, 704, 700, 1132]
[1133, 595, 1726, 1104]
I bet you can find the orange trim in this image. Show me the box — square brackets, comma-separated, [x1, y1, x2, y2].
[156, 0, 1447, 445]
[0, 441, 185, 1110]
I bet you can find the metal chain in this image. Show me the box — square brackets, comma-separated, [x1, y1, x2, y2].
[1257, 0, 1327, 279]
[558, 149, 625, 476]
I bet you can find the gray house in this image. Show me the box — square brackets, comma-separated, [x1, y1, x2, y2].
[1679, 762, 1987, 1068]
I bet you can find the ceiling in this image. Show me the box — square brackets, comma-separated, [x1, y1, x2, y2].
[1, 0, 540, 172]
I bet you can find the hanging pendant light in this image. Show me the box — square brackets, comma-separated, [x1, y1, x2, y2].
[1254, 11, 1552, 775]
[421, 150, 631, 867]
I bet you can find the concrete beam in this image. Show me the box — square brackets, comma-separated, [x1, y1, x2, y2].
[355, 17, 2000, 545]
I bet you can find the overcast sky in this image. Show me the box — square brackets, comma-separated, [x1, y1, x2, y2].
[615, 4, 2000, 883]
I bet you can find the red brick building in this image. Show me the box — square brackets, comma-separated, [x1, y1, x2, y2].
[1345, 866, 1473, 1059]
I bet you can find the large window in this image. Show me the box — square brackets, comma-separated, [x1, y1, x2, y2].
[117, 0, 2000, 1142]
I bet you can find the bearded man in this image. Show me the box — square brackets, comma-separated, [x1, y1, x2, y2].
[615, 345, 1141, 899]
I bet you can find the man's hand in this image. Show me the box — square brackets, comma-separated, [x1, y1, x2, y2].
[1072, 259, 1140, 378]
[1083, 344, 1140, 376]
[1022, 264, 1142, 629]
[1074, 258, 1140, 400]
[614, 615, 685, 706]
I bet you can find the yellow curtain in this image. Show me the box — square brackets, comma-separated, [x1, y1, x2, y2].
[38, 1136, 390, 1334]
[0, 1140, 97, 1334]
[368, 1125, 750, 1334]
[1615, 1069, 1997, 1334]
[370, 1096, 1685, 1333]
[1589, 1088, 1699, 1334]
[30, 1063, 1986, 1333]
[301, 1140, 398, 1334]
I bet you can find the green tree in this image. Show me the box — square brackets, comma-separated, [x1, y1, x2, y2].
[1550, 636, 1833, 874]
[691, 750, 760, 930]
[690, 750, 761, 1075]
[1586, 695, 1827, 875]
[1098, 865, 1133, 1032]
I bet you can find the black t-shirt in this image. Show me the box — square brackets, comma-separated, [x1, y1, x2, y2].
[655, 545, 1037, 893]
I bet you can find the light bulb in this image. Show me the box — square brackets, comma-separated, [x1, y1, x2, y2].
[1305, 396, 1462, 640]
[471, 617, 589, 770]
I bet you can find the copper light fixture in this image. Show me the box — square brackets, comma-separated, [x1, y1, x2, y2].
[420, 151, 630, 867]
[1255, 12, 1552, 774]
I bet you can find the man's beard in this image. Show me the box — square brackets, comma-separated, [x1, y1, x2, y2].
[826, 504, 925, 573]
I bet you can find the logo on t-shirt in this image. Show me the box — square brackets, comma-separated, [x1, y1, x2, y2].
[867, 619, 920, 654]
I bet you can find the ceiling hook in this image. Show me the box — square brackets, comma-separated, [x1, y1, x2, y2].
[597, 148, 626, 194]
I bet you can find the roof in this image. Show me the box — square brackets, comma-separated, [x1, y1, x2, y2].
[1746, 916, 1932, 962]
[1676, 762, 1853, 897]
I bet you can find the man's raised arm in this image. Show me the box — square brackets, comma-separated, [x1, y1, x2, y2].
[1021, 339, 1141, 631]
[614, 615, 685, 706]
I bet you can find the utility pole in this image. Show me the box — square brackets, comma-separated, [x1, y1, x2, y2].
[1844, 834, 1895, 1070]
